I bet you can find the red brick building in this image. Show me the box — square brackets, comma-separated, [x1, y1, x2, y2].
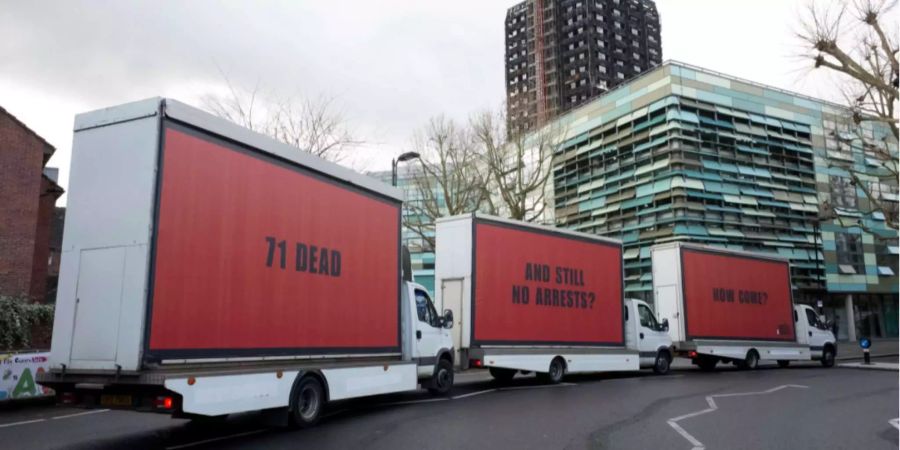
[0, 106, 64, 301]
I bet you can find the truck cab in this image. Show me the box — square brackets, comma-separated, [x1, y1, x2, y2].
[794, 304, 837, 367]
[624, 299, 673, 374]
[400, 281, 455, 394]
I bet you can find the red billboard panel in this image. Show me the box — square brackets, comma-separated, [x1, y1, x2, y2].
[472, 221, 624, 346]
[682, 248, 795, 341]
[147, 124, 400, 358]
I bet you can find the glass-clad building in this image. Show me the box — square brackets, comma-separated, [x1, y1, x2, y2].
[550, 61, 898, 339]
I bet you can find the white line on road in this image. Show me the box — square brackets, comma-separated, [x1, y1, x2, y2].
[164, 429, 267, 450]
[666, 384, 809, 450]
[0, 408, 111, 429]
[451, 388, 497, 399]
[497, 382, 576, 391]
[51, 409, 109, 420]
[0, 418, 46, 429]
[377, 383, 577, 407]
[890, 418, 899, 430]
[378, 397, 451, 406]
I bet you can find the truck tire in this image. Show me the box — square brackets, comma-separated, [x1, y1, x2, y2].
[776, 360, 790, 368]
[427, 358, 454, 395]
[489, 367, 516, 383]
[653, 351, 671, 375]
[537, 358, 565, 384]
[696, 356, 717, 371]
[820, 347, 835, 368]
[290, 376, 325, 428]
[738, 350, 759, 370]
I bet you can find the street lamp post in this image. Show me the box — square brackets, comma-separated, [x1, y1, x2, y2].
[392, 151, 421, 186]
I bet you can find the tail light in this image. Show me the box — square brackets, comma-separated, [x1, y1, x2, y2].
[154, 396, 174, 410]
[688, 351, 698, 359]
[470, 359, 483, 368]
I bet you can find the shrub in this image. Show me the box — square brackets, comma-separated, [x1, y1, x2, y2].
[0, 296, 54, 351]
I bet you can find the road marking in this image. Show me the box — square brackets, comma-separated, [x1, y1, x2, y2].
[51, 409, 109, 420]
[498, 382, 576, 391]
[377, 383, 575, 406]
[378, 397, 450, 406]
[890, 418, 899, 430]
[667, 384, 809, 450]
[165, 429, 266, 450]
[0, 418, 46, 429]
[0, 408, 111, 429]
[451, 388, 497, 399]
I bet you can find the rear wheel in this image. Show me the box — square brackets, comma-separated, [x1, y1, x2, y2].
[738, 350, 759, 370]
[820, 347, 835, 368]
[537, 358, 565, 384]
[290, 376, 325, 428]
[428, 358, 454, 395]
[696, 356, 717, 371]
[653, 351, 671, 375]
[776, 360, 790, 368]
[488, 367, 517, 383]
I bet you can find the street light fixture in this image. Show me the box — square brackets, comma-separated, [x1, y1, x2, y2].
[392, 151, 421, 186]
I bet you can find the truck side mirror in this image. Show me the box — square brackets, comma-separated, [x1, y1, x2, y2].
[661, 318, 669, 332]
[442, 309, 454, 329]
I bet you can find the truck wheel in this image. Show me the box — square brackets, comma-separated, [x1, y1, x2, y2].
[489, 367, 516, 383]
[538, 358, 565, 384]
[820, 347, 835, 368]
[696, 356, 717, 371]
[290, 376, 325, 428]
[653, 351, 671, 375]
[427, 358, 454, 395]
[776, 360, 790, 368]
[739, 351, 759, 370]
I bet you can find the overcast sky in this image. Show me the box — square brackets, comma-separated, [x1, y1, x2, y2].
[0, 0, 861, 205]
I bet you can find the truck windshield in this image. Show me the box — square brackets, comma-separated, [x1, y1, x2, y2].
[638, 304, 659, 330]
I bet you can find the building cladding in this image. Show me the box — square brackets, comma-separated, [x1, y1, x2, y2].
[505, 0, 662, 132]
[0, 106, 64, 302]
[550, 61, 898, 339]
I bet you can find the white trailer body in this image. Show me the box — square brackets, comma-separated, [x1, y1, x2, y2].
[40, 98, 454, 425]
[435, 214, 641, 382]
[652, 242, 836, 369]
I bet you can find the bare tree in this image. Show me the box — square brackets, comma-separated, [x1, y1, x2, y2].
[202, 75, 361, 163]
[471, 107, 566, 223]
[798, 0, 899, 229]
[404, 116, 488, 249]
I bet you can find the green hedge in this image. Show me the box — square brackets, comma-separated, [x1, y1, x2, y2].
[0, 296, 54, 351]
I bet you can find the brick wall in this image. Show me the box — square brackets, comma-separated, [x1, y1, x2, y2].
[0, 108, 61, 301]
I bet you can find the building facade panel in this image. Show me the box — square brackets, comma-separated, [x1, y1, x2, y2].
[551, 61, 898, 340]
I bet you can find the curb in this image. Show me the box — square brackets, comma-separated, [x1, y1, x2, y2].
[837, 363, 899, 372]
[835, 353, 897, 361]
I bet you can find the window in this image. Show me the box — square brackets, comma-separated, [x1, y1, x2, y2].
[805, 308, 821, 329]
[415, 289, 438, 326]
[835, 232, 864, 274]
[876, 241, 898, 276]
[638, 304, 659, 329]
[830, 176, 857, 209]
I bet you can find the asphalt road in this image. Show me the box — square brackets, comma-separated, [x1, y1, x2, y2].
[0, 360, 896, 450]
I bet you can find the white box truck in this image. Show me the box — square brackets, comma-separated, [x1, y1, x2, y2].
[652, 242, 837, 370]
[434, 214, 673, 383]
[39, 98, 455, 427]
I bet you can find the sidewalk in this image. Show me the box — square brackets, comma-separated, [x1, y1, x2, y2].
[835, 338, 898, 361]
[837, 361, 898, 371]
